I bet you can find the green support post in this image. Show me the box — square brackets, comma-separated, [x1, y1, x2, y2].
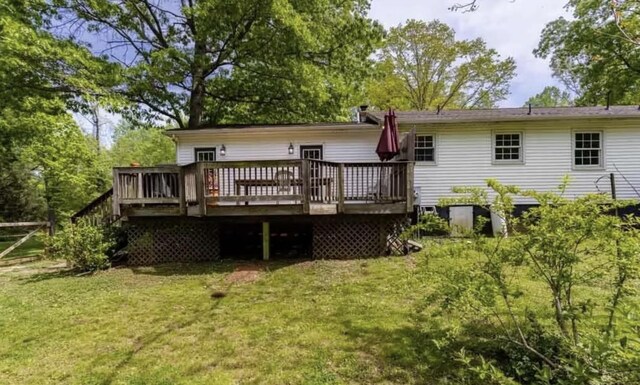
[262, 222, 270, 260]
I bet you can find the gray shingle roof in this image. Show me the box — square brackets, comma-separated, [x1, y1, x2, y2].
[367, 105, 640, 124]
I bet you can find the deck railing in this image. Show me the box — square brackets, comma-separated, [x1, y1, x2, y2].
[343, 162, 408, 203]
[112, 160, 412, 216]
[200, 160, 305, 205]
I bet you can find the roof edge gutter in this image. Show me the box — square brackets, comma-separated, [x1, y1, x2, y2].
[164, 124, 380, 136]
[395, 114, 640, 125]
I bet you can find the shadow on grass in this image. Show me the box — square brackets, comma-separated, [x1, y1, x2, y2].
[20, 269, 78, 284]
[338, 314, 510, 384]
[128, 258, 315, 277]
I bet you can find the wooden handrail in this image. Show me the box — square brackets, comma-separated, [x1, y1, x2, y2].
[196, 159, 303, 168]
[71, 188, 113, 222]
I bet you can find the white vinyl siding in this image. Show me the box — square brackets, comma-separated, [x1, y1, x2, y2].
[176, 130, 381, 165]
[411, 119, 640, 206]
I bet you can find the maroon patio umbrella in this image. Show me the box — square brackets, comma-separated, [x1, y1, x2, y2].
[376, 109, 400, 161]
[374, 110, 400, 200]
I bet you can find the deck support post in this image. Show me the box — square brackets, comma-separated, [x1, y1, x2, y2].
[195, 163, 206, 216]
[178, 167, 186, 216]
[301, 160, 310, 214]
[262, 222, 270, 260]
[112, 169, 121, 218]
[406, 162, 415, 211]
[337, 163, 345, 213]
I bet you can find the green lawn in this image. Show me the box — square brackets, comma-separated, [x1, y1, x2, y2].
[0, 243, 631, 385]
[0, 256, 432, 385]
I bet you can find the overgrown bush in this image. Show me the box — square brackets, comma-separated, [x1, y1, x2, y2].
[45, 219, 114, 272]
[421, 179, 640, 385]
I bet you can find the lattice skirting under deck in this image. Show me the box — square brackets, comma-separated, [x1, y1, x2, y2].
[124, 215, 406, 265]
[312, 215, 406, 259]
[125, 218, 220, 265]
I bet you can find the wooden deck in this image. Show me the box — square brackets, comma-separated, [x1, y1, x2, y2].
[112, 160, 414, 218]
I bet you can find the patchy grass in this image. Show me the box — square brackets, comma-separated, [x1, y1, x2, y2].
[0, 242, 630, 385]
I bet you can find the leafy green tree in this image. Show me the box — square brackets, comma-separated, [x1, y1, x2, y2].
[524, 86, 573, 107]
[52, 0, 383, 128]
[0, 1, 118, 221]
[535, 0, 640, 105]
[21, 116, 111, 221]
[366, 20, 516, 111]
[110, 125, 175, 167]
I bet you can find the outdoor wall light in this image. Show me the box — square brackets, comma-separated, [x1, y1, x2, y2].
[288, 142, 294, 155]
[220, 144, 226, 156]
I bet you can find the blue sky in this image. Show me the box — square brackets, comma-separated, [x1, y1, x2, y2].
[368, 0, 571, 107]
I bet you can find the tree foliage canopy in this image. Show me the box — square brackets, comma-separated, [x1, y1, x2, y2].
[524, 86, 573, 107]
[52, 0, 383, 128]
[535, 0, 640, 106]
[0, 1, 112, 221]
[366, 20, 516, 111]
[110, 123, 175, 167]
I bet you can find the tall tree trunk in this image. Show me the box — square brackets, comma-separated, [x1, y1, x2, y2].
[189, 41, 206, 130]
[189, 74, 205, 130]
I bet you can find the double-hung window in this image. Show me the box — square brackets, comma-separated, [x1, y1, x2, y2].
[573, 132, 603, 168]
[414, 135, 435, 162]
[194, 148, 216, 162]
[493, 132, 523, 163]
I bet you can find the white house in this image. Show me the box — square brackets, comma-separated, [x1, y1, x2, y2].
[167, 105, 640, 209]
[102, 105, 640, 264]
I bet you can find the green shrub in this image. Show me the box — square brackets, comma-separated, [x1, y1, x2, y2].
[423, 179, 640, 385]
[46, 220, 113, 272]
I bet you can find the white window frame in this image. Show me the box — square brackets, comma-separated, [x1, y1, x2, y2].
[572, 130, 604, 170]
[194, 147, 217, 162]
[414, 134, 437, 164]
[492, 131, 524, 165]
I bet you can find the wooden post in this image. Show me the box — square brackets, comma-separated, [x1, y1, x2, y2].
[301, 160, 310, 214]
[337, 163, 345, 213]
[610, 172, 617, 200]
[262, 222, 270, 260]
[178, 167, 186, 216]
[112, 169, 121, 218]
[611, 173, 619, 217]
[137, 171, 143, 198]
[406, 162, 415, 211]
[195, 163, 206, 216]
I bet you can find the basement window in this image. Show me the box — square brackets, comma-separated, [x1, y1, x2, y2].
[414, 135, 435, 162]
[574, 132, 603, 168]
[493, 132, 523, 163]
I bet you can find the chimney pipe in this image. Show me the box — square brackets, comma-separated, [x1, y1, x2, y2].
[527, 103, 532, 115]
[358, 105, 368, 123]
[606, 91, 611, 110]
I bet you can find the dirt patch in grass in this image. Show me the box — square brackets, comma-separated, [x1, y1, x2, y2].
[0, 259, 68, 277]
[224, 262, 265, 284]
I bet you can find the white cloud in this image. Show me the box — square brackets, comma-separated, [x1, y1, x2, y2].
[368, 0, 571, 107]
